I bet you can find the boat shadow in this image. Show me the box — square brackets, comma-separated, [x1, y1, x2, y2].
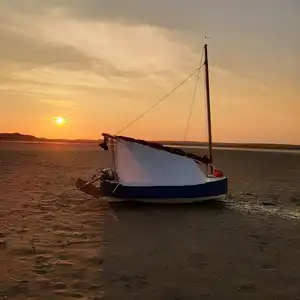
[108, 199, 227, 212]
[95, 198, 230, 298]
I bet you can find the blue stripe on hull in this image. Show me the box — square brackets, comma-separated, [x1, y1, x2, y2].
[100, 177, 228, 199]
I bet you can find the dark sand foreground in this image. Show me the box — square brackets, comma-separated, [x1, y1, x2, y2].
[0, 142, 300, 299]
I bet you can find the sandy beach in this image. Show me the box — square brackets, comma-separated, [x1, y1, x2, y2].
[0, 142, 300, 299]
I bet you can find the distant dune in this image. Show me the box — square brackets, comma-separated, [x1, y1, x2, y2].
[0, 133, 38, 141]
[0, 133, 99, 144]
[1, 133, 299, 150]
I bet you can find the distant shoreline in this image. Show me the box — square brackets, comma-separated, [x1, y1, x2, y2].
[1, 133, 300, 150]
[0, 133, 99, 145]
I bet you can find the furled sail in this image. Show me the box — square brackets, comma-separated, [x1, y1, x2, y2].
[100, 134, 211, 165]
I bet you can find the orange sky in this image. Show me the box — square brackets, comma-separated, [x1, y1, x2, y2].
[0, 1, 299, 144]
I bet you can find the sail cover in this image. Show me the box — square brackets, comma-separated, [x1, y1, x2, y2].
[114, 138, 207, 187]
[101, 134, 211, 164]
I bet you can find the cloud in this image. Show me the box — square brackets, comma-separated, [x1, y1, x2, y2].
[210, 66, 270, 92]
[41, 99, 78, 109]
[0, 26, 95, 70]
[3, 0, 296, 94]
[14, 11, 199, 74]
[0, 6, 204, 105]
[0, 0, 207, 31]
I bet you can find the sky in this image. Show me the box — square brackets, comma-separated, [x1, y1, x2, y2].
[0, 0, 299, 144]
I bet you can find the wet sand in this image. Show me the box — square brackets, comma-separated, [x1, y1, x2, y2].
[0, 142, 300, 299]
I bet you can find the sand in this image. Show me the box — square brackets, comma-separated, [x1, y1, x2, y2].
[0, 142, 300, 299]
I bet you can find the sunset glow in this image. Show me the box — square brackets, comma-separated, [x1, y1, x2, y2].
[0, 1, 299, 144]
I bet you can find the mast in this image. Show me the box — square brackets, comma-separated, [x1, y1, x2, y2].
[204, 44, 213, 171]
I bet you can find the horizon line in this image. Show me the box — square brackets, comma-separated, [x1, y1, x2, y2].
[1, 132, 300, 148]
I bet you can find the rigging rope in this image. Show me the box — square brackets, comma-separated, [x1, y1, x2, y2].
[184, 49, 204, 140]
[116, 64, 205, 135]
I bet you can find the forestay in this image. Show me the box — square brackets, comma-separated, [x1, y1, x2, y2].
[115, 139, 207, 187]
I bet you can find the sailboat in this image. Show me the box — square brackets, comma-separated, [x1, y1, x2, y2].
[76, 44, 228, 203]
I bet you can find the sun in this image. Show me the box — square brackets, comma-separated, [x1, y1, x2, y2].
[55, 116, 65, 126]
